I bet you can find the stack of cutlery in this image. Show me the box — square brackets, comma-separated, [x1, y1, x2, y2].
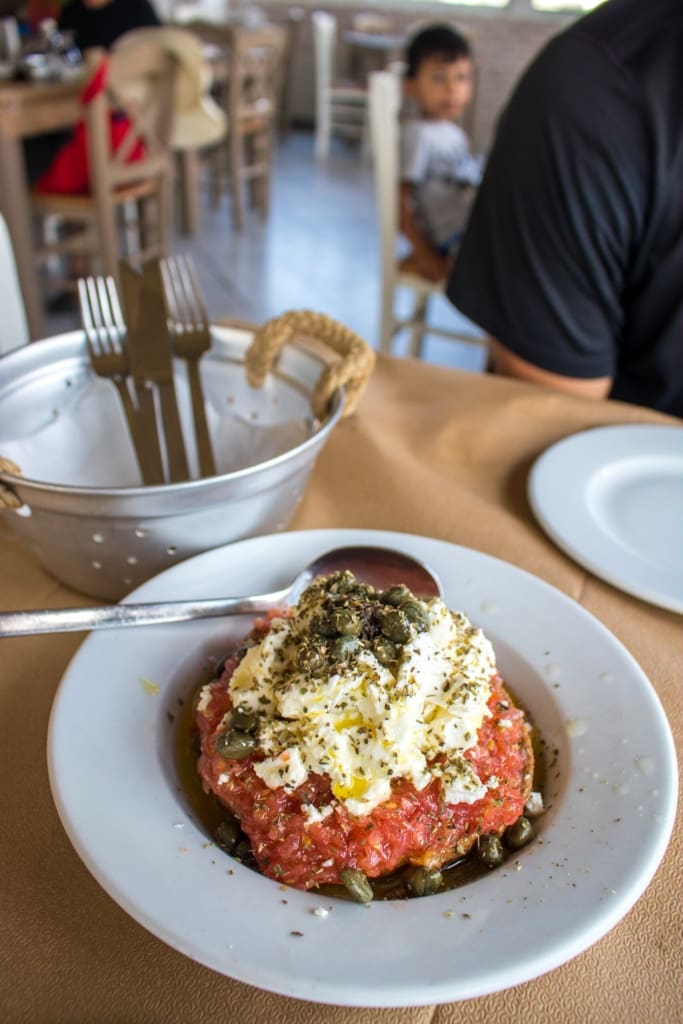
[78, 255, 216, 485]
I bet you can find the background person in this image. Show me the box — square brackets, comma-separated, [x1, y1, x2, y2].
[447, 0, 683, 418]
[58, 0, 160, 52]
[399, 24, 483, 284]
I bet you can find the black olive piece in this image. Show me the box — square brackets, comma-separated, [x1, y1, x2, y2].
[380, 584, 413, 607]
[380, 608, 412, 644]
[401, 600, 430, 632]
[404, 866, 443, 897]
[215, 729, 257, 759]
[477, 833, 505, 869]
[214, 817, 241, 854]
[229, 708, 258, 734]
[190, 729, 201, 758]
[503, 816, 534, 850]
[339, 867, 374, 903]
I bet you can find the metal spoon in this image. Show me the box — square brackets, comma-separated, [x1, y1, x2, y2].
[0, 546, 442, 638]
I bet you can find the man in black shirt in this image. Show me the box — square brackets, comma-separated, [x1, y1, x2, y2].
[58, 0, 160, 52]
[447, 0, 683, 418]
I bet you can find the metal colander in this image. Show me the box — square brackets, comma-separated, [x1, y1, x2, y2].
[0, 318, 368, 600]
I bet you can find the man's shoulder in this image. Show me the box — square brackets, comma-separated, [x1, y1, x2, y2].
[538, 0, 682, 87]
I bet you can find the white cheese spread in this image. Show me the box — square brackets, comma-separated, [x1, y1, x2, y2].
[224, 573, 496, 818]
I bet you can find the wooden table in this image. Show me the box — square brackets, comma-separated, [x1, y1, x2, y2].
[0, 352, 681, 1022]
[0, 76, 82, 340]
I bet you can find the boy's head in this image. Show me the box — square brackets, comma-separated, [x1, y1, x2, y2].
[405, 24, 474, 121]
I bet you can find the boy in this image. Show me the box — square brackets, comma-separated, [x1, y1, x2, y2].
[400, 25, 482, 282]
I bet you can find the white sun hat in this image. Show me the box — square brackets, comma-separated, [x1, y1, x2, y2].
[114, 26, 227, 150]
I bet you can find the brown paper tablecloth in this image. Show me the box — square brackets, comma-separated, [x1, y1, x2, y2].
[1, 355, 681, 1023]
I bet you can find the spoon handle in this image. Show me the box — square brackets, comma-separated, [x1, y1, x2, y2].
[0, 589, 289, 638]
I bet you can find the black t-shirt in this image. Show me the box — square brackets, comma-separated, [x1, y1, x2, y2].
[447, 0, 683, 418]
[58, 0, 160, 52]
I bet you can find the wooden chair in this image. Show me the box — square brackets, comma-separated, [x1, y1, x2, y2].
[368, 70, 487, 359]
[0, 212, 29, 355]
[113, 25, 227, 238]
[312, 11, 367, 161]
[188, 20, 287, 230]
[31, 41, 178, 293]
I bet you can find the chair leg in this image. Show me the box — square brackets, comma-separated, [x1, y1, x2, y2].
[315, 93, 331, 161]
[158, 174, 173, 259]
[176, 150, 200, 237]
[407, 292, 429, 359]
[253, 129, 272, 218]
[209, 145, 223, 209]
[230, 131, 244, 231]
[98, 198, 119, 281]
[379, 283, 396, 354]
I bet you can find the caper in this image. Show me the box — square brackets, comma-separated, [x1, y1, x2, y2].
[334, 635, 361, 660]
[229, 708, 258, 734]
[297, 644, 325, 673]
[504, 816, 534, 850]
[404, 866, 443, 897]
[333, 608, 362, 636]
[215, 729, 257, 759]
[477, 833, 505, 869]
[374, 637, 400, 666]
[380, 608, 412, 644]
[328, 571, 356, 595]
[214, 817, 241, 854]
[311, 613, 339, 638]
[401, 600, 430, 631]
[381, 584, 412, 606]
[339, 867, 374, 903]
[233, 838, 256, 866]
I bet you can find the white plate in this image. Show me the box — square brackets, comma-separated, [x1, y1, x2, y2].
[48, 529, 678, 1007]
[528, 424, 683, 613]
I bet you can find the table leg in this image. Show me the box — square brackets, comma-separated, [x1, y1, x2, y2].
[0, 132, 44, 340]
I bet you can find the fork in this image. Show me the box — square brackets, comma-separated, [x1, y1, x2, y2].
[78, 275, 144, 476]
[160, 254, 216, 478]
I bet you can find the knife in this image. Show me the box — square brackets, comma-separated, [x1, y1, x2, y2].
[118, 262, 165, 485]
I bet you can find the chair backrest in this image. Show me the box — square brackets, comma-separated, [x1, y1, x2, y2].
[369, 70, 402, 289]
[0, 212, 29, 355]
[312, 10, 336, 107]
[188, 20, 287, 125]
[84, 42, 178, 193]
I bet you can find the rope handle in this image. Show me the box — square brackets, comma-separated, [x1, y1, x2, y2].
[245, 310, 375, 419]
[0, 457, 22, 511]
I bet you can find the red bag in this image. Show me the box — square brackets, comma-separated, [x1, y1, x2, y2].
[34, 58, 147, 196]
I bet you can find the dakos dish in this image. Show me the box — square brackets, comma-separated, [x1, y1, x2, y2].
[48, 530, 677, 1005]
[188, 570, 543, 901]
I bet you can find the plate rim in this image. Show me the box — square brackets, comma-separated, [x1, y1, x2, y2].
[47, 528, 679, 1007]
[528, 424, 683, 613]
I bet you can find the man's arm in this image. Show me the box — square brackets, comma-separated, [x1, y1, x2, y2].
[490, 339, 613, 399]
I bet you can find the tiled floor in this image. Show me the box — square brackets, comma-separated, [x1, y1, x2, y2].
[44, 129, 487, 373]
